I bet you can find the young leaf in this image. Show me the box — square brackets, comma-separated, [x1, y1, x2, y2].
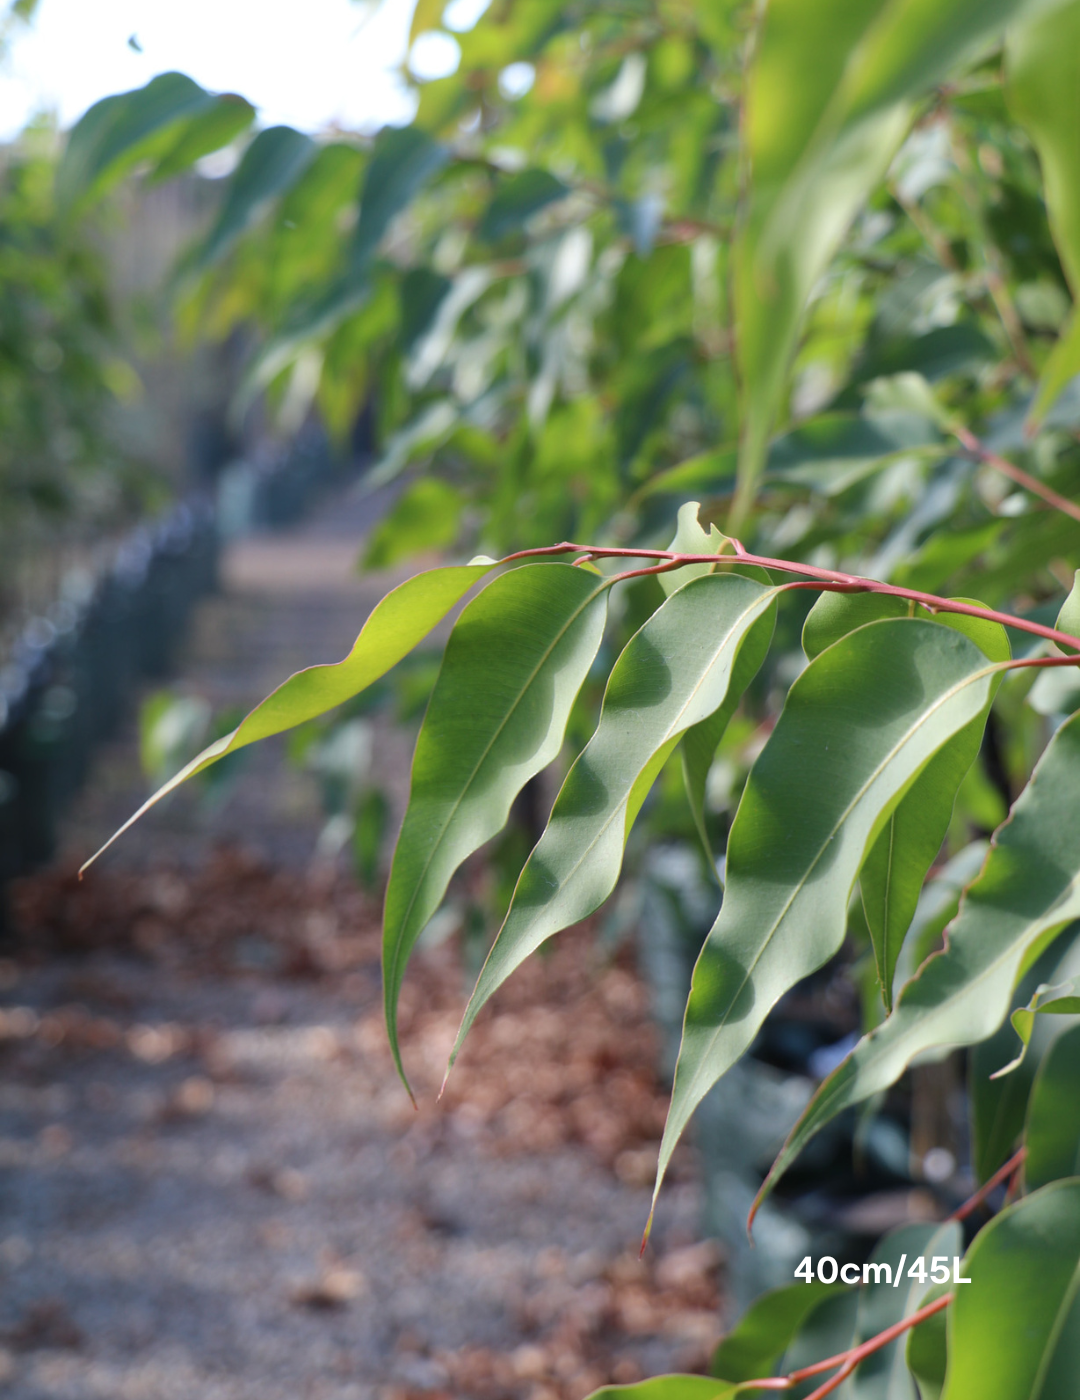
[941, 1180, 1080, 1400]
[659, 500, 729, 598]
[448, 573, 780, 1070]
[1024, 1023, 1080, 1190]
[709, 1281, 844, 1383]
[383, 564, 609, 1087]
[657, 619, 1000, 1213]
[1056, 568, 1080, 639]
[80, 561, 496, 872]
[755, 711, 1080, 1218]
[990, 978, 1080, 1079]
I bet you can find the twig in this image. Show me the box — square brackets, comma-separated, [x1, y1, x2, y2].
[954, 427, 1080, 527]
[950, 1145, 1027, 1223]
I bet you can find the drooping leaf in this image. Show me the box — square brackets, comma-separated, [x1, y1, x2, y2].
[682, 603, 776, 869]
[196, 126, 317, 268]
[383, 564, 609, 1086]
[1024, 1023, 1080, 1190]
[802, 592, 912, 662]
[478, 168, 568, 242]
[859, 607, 1009, 1008]
[850, 1221, 961, 1400]
[80, 561, 497, 872]
[58, 72, 218, 210]
[350, 125, 448, 276]
[448, 572, 780, 1071]
[905, 1288, 950, 1400]
[1006, 0, 1080, 426]
[940, 1180, 1080, 1400]
[709, 1281, 845, 1383]
[777, 1289, 860, 1398]
[658, 618, 1000, 1213]
[732, 0, 1037, 527]
[151, 94, 256, 181]
[755, 711, 1080, 1217]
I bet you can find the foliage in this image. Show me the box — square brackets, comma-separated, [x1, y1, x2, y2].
[73, 0, 1080, 1395]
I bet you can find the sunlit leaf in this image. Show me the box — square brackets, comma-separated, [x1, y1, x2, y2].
[941, 1181, 1080, 1399]
[583, 1379, 738, 1400]
[80, 561, 496, 872]
[363, 477, 464, 570]
[709, 1281, 844, 1382]
[383, 564, 609, 1087]
[197, 126, 316, 268]
[756, 710, 1080, 1217]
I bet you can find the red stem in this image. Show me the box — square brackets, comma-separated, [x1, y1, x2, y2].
[954, 426, 1080, 526]
[498, 542, 1080, 653]
[950, 1145, 1027, 1223]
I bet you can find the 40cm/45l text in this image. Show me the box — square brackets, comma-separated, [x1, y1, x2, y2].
[795, 1255, 971, 1286]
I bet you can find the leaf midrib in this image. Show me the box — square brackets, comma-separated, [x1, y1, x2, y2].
[385, 577, 608, 1005]
[684, 659, 1001, 1105]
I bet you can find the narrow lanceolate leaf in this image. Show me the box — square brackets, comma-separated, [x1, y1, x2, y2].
[941, 1181, 1080, 1400]
[1007, 0, 1080, 427]
[383, 565, 609, 1086]
[1024, 1024, 1080, 1190]
[80, 561, 496, 872]
[860, 607, 1009, 1009]
[447, 573, 779, 1071]
[755, 711, 1080, 1218]
[658, 619, 999, 1214]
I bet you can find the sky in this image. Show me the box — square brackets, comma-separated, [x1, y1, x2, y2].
[0, 0, 483, 141]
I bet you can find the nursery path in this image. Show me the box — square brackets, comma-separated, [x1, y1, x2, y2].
[0, 481, 715, 1400]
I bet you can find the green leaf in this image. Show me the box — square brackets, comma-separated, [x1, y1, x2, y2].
[710, 1281, 845, 1383]
[756, 710, 1080, 1217]
[682, 604, 776, 869]
[769, 411, 945, 497]
[80, 561, 496, 872]
[477, 168, 568, 242]
[731, 0, 1036, 529]
[851, 1221, 961, 1400]
[362, 477, 464, 570]
[383, 564, 609, 1088]
[583, 1379, 739, 1400]
[991, 979, 1080, 1079]
[1056, 569, 1080, 639]
[150, 93, 256, 181]
[941, 1180, 1080, 1400]
[802, 592, 912, 662]
[196, 126, 317, 268]
[860, 607, 1009, 1009]
[779, 1290, 860, 1398]
[905, 1290, 949, 1400]
[1006, 0, 1080, 426]
[1024, 1023, 1080, 1190]
[58, 72, 217, 210]
[659, 500, 729, 598]
[657, 618, 999, 1213]
[448, 572, 779, 1071]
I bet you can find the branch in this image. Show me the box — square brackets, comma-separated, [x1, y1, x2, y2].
[950, 1145, 1027, 1223]
[955, 426, 1080, 527]
[498, 541, 1080, 654]
[744, 1291, 954, 1396]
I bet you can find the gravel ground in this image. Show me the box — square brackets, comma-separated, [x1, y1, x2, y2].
[0, 486, 716, 1400]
